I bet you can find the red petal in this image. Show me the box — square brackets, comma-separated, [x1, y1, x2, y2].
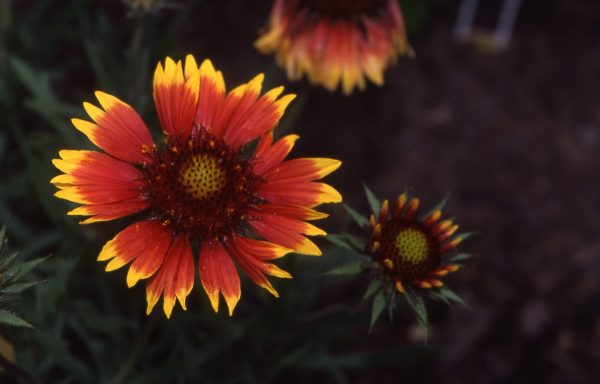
[251, 133, 299, 176]
[67, 200, 149, 224]
[97, 221, 170, 279]
[146, 234, 194, 318]
[253, 203, 328, 221]
[248, 211, 325, 256]
[211, 74, 264, 140]
[263, 158, 341, 183]
[195, 59, 226, 134]
[258, 180, 342, 207]
[126, 226, 172, 288]
[222, 86, 296, 149]
[226, 235, 291, 297]
[153, 57, 201, 139]
[51, 150, 148, 217]
[73, 92, 154, 164]
[198, 241, 241, 315]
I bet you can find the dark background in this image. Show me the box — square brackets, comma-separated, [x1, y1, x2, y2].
[0, 0, 599, 382]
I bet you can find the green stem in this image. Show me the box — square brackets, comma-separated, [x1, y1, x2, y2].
[109, 315, 158, 384]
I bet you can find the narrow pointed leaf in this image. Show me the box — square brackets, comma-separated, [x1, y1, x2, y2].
[4, 256, 47, 281]
[324, 261, 363, 276]
[370, 290, 386, 330]
[446, 252, 473, 262]
[1, 281, 40, 294]
[362, 183, 380, 215]
[405, 289, 428, 336]
[456, 232, 476, 241]
[363, 279, 382, 299]
[439, 286, 468, 308]
[420, 193, 450, 220]
[343, 204, 369, 228]
[0, 251, 19, 270]
[326, 234, 366, 253]
[0, 309, 33, 328]
[429, 290, 450, 305]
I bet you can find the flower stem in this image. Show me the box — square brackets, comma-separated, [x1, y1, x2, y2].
[109, 315, 158, 384]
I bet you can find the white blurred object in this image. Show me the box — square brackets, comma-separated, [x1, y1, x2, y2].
[454, 0, 522, 51]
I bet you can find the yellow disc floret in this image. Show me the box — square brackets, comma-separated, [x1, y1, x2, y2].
[394, 228, 430, 265]
[179, 154, 226, 199]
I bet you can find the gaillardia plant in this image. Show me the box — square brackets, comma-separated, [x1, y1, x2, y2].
[328, 186, 471, 331]
[51, 55, 342, 318]
[256, 0, 414, 95]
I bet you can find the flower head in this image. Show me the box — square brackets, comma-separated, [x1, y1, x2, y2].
[52, 55, 342, 318]
[368, 192, 464, 293]
[328, 187, 470, 331]
[256, 0, 413, 95]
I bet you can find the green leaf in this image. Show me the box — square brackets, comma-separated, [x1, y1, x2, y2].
[429, 290, 450, 305]
[1, 280, 40, 294]
[446, 252, 473, 262]
[0, 309, 33, 328]
[363, 279, 382, 299]
[405, 289, 428, 338]
[4, 256, 47, 282]
[0, 250, 19, 270]
[456, 232, 475, 242]
[420, 193, 450, 220]
[370, 290, 386, 330]
[438, 286, 468, 308]
[324, 261, 363, 276]
[343, 204, 369, 228]
[326, 233, 366, 252]
[9, 57, 79, 141]
[363, 183, 380, 215]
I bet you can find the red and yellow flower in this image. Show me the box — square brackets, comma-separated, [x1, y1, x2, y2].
[51, 55, 342, 317]
[256, 0, 413, 95]
[368, 192, 463, 293]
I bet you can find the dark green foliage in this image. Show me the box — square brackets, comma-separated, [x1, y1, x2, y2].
[0, 2, 434, 382]
[0, 227, 45, 329]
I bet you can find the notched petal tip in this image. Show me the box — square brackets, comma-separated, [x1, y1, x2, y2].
[317, 184, 343, 205]
[94, 90, 118, 110]
[312, 158, 342, 179]
[146, 293, 160, 316]
[224, 293, 241, 317]
[126, 268, 142, 288]
[296, 237, 322, 256]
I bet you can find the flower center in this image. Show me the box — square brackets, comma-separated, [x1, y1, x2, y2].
[380, 222, 438, 281]
[178, 154, 226, 199]
[143, 129, 262, 240]
[302, 0, 387, 16]
[394, 228, 429, 265]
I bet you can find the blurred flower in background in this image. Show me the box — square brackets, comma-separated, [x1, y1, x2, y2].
[256, 0, 414, 94]
[51, 55, 341, 318]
